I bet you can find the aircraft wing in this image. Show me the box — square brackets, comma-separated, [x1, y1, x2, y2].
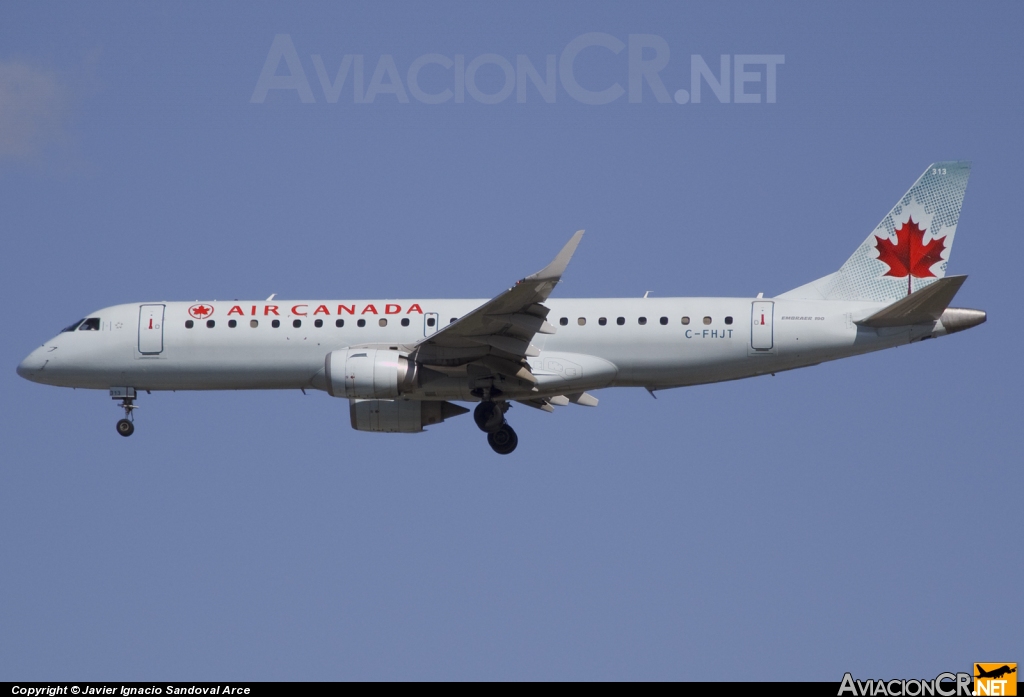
[411, 230, 584, 393]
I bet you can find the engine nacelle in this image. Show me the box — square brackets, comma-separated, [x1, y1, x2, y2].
[325, 348, 415, 399]
[349, 399, 469, 433]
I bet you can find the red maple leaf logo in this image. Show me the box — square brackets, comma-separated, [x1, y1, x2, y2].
[874, 217, 946, 282]
[189, 304, 212, 319]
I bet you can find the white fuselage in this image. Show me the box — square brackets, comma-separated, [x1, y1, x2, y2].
[17, 296, 945, 400]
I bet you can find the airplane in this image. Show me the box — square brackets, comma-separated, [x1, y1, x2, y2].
[975, 665, 1016, 680]
[17, 161, 985, 455]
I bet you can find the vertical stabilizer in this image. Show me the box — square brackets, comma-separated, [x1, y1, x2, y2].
[780, 162, 971, 302]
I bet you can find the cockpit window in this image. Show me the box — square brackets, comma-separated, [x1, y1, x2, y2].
[78, 318, 101, 331]
[61, 319, 85, 333]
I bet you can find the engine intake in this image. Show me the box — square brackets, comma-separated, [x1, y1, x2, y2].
[350, 399, 469, 433]
[325, 348, 415, 399]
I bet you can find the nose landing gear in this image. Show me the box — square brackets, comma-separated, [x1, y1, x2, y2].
[473, 400, 517, 455]
[110, 387, 138, 437]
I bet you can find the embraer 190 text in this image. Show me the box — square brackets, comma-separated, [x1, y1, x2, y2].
[18, 162, 985, 454]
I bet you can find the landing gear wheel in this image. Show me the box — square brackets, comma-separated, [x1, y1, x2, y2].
[474, 401, 506, 434]
[112, 389, 139, 437]
[487, 424, 518, 455]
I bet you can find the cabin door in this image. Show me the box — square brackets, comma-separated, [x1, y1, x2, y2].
[138, 304, 165, 355]
[750, 301, 774, 351]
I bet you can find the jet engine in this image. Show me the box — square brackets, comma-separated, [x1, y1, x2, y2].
[350, 399, 469, 433]
[325, 348, 416, 399]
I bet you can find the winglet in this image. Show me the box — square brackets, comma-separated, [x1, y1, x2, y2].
[527, 230, 584, 282]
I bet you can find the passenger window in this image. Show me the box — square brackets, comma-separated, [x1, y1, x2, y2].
[185, 320, 194, 329]
[228, 319, 237, 328]
[449, 318, 457, 324]
[598, 317, 607, 326]
[703, 316, 712, 325]
[250, 320, 259, 328]
[401, 318, 410, 327]
[79, 318, 101, 331]
[314, 319, 323, 328]
[681, 316, 690, 325]
[206, 320, 215, 328]
[426, 317, 435, 327]
[616, 317, 625, 325]
[578, 317, 586, 326]
[335, 319, 344, 328]
[559, 317, 568, 326]
[638, 317, 647, 325]
[293, 319, 301, 328]
[62, 319, 85, 333]
[272, 319, 280, 328]
[379, 318, 387, 327]
[357, 319, 366, 327]
[659, 316, 668, 325]
[725, 316, 733, 325]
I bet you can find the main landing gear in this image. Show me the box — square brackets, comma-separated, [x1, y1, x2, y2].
[474, 400, 517, 455]
[111, 387, 138, 437]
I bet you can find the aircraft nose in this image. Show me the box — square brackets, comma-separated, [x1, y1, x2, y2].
[17, 346, 49, 382]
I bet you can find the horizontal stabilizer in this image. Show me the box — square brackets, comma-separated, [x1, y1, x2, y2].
[856, 275, 967, 328]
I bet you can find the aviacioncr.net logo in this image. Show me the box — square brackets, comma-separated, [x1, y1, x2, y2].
[251, 34, 784, 106]
[838, 672, 973, 697]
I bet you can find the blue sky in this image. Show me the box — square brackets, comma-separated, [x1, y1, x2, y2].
[1, 1, 1021, 681]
